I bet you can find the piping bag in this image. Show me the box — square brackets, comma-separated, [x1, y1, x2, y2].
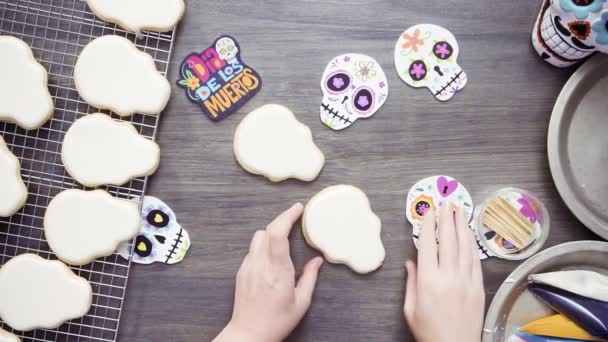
[510, 331, 591, 342]
[528, 283, 608, 340]
[520, 314, 604, 341]
[507, 331, 585, 342]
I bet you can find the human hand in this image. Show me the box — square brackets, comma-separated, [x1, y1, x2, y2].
[404, 204, 485, 342]
[214, 203, 324, 342]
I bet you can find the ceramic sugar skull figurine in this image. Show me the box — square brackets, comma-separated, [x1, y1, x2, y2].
[215, 36, 239, 64]
[319, 54, 388, 130]
[394, 24, 467, 101]
[119, 196, 190, 265]
[532, 0, 608, 67]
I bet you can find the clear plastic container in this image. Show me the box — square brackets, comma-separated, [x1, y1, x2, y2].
[473, 187, 550, 260]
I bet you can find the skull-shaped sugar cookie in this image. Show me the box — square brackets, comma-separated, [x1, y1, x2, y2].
[532, 0, 608, 67]
[319, 54, 388, 130]
[119, 196, 190, 265]
[215, 36, 239, 64]
[395, 24, 467, 101]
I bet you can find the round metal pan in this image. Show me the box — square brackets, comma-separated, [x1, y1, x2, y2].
[482, 240, 608, 342]
[548, 54, 608, 240]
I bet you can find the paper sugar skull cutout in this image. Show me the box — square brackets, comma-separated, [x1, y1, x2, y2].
[395, 24, 467, 101]
[319, 54, 388, 130]
[119, 196, 190, 265]
[532, 0, 608, 67]
[406, 175, 490, 260]
[216, 37, 239, 64]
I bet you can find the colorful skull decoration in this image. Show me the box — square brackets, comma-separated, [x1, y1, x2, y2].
[533, 0, 608, 67]
[395, 24, 468, 101]
[319, 54, 388, 130]
[119, 196, 190, 265]
[405, 175, 490, 260]
[215, 36, 239, 64]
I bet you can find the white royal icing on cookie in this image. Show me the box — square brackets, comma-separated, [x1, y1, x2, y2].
[0, 36, 53, 129]
[44, 189, 140, 265]
[62, 113, 160, 187]
[303, 185, 385, 274]
[86, 0, 185, 35]
[0, 254, 92, 331]
[0, 136, 27, 217]
[233, 104, 325, 182]
[74, 35, 170, 116]
[0, 328, 20, 342]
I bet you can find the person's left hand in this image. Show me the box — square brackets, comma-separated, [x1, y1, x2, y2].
[214, 203, 324, 342]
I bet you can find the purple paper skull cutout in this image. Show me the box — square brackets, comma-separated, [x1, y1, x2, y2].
[533, 0, 608, 67]
[395, 24, 468, 102]
[320, 54, 388, 130]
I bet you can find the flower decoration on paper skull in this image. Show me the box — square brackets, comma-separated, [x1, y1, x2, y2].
[215, 36, 239, 64]
[532, 0, 608, 67]
[319, 54, 388, 131]
[395, 24, 468, 102]
[119, 196, 191, 265]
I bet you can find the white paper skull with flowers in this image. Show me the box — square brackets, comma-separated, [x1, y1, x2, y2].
[215, 36, 239, 64]
[532, 0, 608, 67]
[319, 54, 388, 130]
[395, 24, 468, 101]
[118, 196, 190, 265]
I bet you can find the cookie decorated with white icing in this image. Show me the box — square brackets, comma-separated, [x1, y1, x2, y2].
[233, 104, 325, 182]
[0, 328, 19, 342]
[0, 254, 92, 331]
[0, 136, 27, 217]
[74, 35, 170, 116]
[303, 185, 385, 274]
[0, 36, 53, 129]
[44, 189, 140, 265]
[87, 0, 185, 35]
[62, 113, 160, 187]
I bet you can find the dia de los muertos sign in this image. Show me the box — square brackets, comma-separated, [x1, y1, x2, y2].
[177, 35, 262, 121]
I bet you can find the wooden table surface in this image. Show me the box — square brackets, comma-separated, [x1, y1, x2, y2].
[118, 0, 602, 341]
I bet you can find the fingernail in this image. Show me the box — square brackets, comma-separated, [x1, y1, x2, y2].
[293, 202, 303, 210]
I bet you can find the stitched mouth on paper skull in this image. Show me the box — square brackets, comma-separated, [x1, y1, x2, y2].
[164, 226, 186, 264]
[537, 1, 595, 61]
[433, 70, 464, 98]
[321, 102, 352, 125]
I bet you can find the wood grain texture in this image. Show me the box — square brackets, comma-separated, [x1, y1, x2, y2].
[118, 0, 601, 341]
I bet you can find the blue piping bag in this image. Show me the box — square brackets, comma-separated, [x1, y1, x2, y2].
[513, 331, 591, 342]
[528, 283, 608, 340]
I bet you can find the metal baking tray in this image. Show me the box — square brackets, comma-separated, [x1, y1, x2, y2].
[482, 240, 608, 342]
[548, 54, 608, 240]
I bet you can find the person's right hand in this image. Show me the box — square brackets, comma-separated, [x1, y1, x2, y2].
[404, 204, 485, 342]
